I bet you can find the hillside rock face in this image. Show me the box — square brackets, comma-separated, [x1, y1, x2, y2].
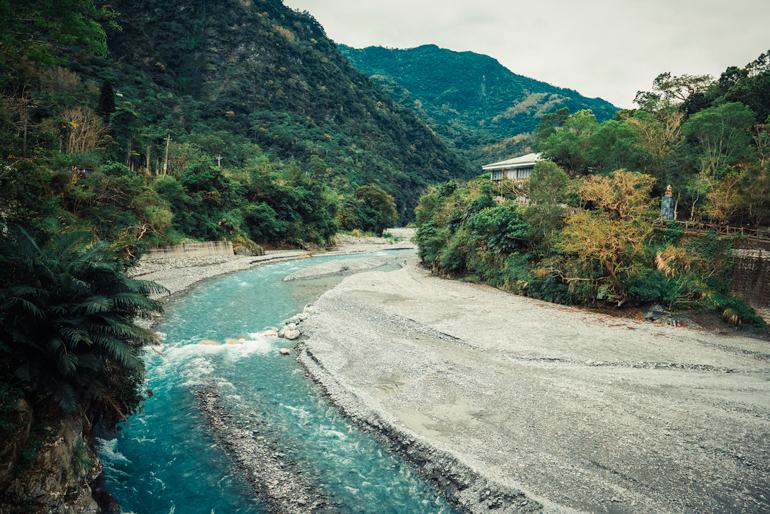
[339, 44, 619, 167]
[0, 402, 104, 514]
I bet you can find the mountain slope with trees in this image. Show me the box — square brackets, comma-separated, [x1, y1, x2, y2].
[339, 44, 619, 167]
[1, 0, 476, 260]
[97, 0, 475, 221]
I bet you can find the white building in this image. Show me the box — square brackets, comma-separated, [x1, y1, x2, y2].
[483, 153, 540, 182]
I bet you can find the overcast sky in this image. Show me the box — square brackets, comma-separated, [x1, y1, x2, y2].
[285, 0, 769, 108]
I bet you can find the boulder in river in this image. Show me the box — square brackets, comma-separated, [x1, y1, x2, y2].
[277, 326, 288, 338]
[225, 339, 241, 345]
[280, 348, 291, 355]
[284, 330, 300, 340]
[198, 340, 220, 346]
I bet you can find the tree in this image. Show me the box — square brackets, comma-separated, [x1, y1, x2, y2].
[528, 161, 568, 204]
[95, 79, 116, 124]
[558, 211, 651, 296]
[353, 184, 398, 235]
[0, 0, 118, 82]
[737, 165, 770, 227]
[634, 72, 713, 106]
[682, 102, 756, 177]
[574, 170, 655, 220]
[0, 227, 165, 421]
[704, 173, 741, 223]
[557, 171, 657, 296]
[627, 109, 684, 178]
[534, 107, 570, 147]
[538, 110, 598, 177]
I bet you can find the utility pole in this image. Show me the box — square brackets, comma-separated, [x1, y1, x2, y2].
[163, 134, 171, 175]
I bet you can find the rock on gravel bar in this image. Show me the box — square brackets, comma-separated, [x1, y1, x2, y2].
[298, 256, 770, 514]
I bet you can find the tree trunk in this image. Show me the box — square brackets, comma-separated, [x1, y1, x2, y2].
[603, 261, 623, 295]
[22, 102, 28, 158]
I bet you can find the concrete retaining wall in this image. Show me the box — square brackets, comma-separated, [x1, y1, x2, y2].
[144, 241, 234, 260]
[732, 249, 770, 309]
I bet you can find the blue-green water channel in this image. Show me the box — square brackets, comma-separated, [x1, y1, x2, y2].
[97, 252, 460, 514]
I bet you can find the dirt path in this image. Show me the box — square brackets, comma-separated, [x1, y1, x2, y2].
[299, 256, 770, 514]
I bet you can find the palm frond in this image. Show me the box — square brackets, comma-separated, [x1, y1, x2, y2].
[2, 226, 163, 419]
[11, 225, 42, 263]
[55, 347, 80, 377]
[59, 327, 92, 348]
[8, 285, 49, 299]
[122, 279, 168, 296]
[44, 336, 64, 354]
[101, 339, 142, 370]
[41, 375, 79, 414]
[48, 231, 92, 260]
[10, 297, 45, 318]
[81, 295, 113, 314]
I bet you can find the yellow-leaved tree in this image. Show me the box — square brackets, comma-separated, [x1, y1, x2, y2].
[557, 170, 656, 297]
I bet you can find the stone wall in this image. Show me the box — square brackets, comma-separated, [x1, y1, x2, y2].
[732, 249, 770, 309]
[143, 241, 234, 260]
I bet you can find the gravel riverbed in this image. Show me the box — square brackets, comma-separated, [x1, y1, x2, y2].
[296, 256, 770, 514]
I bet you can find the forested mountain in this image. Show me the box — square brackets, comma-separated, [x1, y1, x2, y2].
[0, 0, 476, 263]
[98, 0, 474, 208]
[339, 44, 619, 167]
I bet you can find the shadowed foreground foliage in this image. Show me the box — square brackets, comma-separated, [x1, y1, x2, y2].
[0, 227, 165, 424]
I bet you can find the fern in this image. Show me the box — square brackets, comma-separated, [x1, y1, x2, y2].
[0, 226, 167, 421]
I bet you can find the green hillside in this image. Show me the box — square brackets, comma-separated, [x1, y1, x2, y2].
[112, 1, 479, 217]
[339, 44, 620, 167]
[1, 0, 475, 248]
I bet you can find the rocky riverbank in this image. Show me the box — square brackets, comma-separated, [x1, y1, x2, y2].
[295, 256, 770, 514]
[195, 386, 337, 514]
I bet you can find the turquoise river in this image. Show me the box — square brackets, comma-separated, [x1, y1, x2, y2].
[97, 251, 461, 514]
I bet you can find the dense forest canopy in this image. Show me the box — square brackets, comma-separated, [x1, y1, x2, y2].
[339, 44, 619, 168]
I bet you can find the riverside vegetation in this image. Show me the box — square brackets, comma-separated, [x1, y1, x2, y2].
[415, 53, 770, 327]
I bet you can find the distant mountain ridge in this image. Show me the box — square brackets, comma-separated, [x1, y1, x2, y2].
[338, 44, 619, 167]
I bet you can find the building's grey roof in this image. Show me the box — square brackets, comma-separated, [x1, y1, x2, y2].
[482, 152, 541, 171]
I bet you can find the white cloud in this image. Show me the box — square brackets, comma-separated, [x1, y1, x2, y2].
[286, 0, 770, 108]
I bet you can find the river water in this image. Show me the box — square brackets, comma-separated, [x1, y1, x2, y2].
[97, 252, 460, 514]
